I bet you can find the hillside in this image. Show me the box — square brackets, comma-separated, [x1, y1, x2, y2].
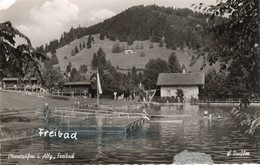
[39, 5, 210, 55]
[40, 5, 218, 74]
[52, 34, 217, 74]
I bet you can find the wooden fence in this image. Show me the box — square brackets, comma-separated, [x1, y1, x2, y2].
[53, 106, 143, 118]
[1, 109, 38, 118]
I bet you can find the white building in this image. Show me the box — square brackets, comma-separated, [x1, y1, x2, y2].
[123, 50, 134, 55]
[157, 72, 205, 101]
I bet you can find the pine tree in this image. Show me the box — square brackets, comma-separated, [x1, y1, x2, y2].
[83, 42, 86, 49]
[99, 33, 105, 40]
[87, 35, 92, 49]
[91, 53, 98, 69]
[75, 46, 79, 54]
[97, 47, 107, 67]
[50, 53, 59, 65]
[79, 43, 82, 50]
[70, 67, 80, 82]
[168, 52, 181, 73]
[66, 61, 72, 73]
[138, 72, 143, 83]
[127, 34, 135, 45]
[131, 66, 138, 86]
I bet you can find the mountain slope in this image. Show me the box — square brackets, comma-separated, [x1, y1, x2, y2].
[42, 5, 218, 73]
[53, 34, 216, 74]
[40, 5, 209, 53]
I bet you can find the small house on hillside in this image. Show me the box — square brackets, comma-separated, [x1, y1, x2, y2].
[157, 72, 205, 101]
[123, 50, 134, 55]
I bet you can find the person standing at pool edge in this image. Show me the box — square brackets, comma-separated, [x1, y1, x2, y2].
[44, 103, 50, 124]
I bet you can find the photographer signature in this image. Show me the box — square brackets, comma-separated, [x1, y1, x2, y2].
[227, 150, 250, 157]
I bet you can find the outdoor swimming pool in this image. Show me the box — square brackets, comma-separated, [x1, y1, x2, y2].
[1, 104, 260, 164]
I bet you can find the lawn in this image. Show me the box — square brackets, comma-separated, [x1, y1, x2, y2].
[0, 90, 140, 141]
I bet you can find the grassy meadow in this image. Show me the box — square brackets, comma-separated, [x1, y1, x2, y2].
[52, 34, 218, 73]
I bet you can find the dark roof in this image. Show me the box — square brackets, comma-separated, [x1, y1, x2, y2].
[63, 82, 91, 86]
[3, 77, 37, 81]
[157, 72, 205, 86]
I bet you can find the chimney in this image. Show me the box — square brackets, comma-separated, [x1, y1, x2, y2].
[182, 68, 186, 74]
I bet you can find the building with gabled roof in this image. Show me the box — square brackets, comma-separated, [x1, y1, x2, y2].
[2, 77, 38, 90]
[157, 72, 205, 101]
[61, 70, 96, 97]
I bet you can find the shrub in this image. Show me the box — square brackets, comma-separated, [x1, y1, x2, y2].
[140, 52, 145, 57]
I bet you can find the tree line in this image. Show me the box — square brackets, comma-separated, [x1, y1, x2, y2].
[36, 5, 211, 53]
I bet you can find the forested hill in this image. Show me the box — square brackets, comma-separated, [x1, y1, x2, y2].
[37, 5, 208, 53]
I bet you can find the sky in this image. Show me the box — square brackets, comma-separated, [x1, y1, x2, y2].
[0, 0, 217, 47]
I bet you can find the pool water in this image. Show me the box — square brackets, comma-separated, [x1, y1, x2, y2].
[1, 104, 260, 164]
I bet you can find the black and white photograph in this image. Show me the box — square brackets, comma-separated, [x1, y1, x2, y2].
[0, 0, 259, 164]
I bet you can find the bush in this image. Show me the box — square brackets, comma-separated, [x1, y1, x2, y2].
[176, 89, 184, 102]
[71, 50, 76, 56]
[112, 43, 122, 53]
[140, 52, 145, 57]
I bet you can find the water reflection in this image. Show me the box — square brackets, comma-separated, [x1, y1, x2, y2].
[1, 104, 260, 164]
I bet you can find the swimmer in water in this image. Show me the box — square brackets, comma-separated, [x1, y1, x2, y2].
[204, 110, 208, 118]
[142, 109, 150, 121]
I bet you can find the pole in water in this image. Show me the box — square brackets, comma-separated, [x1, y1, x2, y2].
[97, 68, 99, 106]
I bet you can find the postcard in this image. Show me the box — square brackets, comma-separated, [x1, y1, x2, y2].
[0, 0, 259, 164]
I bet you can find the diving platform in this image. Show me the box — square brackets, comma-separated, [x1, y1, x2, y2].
[51, 117, 146, 134]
